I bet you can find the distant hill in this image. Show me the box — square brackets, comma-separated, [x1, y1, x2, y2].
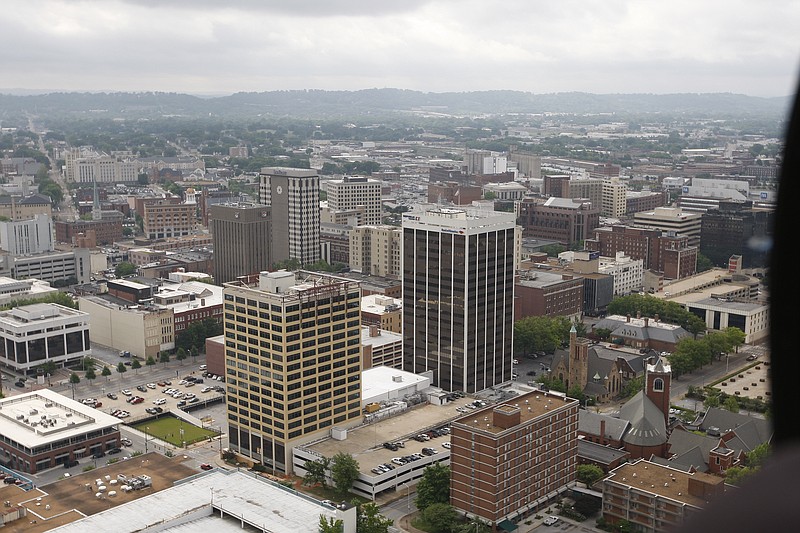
[0, 88, 791, 119]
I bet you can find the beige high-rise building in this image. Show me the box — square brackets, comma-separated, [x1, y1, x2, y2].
[223, 270, 363, 474]
[349, 225, 402, 279]
[602, 177, 628, 218]
[325, 176, 382, 226]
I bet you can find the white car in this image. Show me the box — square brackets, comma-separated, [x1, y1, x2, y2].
[442, 442, 451, 449]
[543, 516, 559, 526]
[121, 389, 132, 396]
[153, 398, 167, 405]
[146, 383, 156, 389]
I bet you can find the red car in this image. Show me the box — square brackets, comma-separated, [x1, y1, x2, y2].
[200, 463, 213, 470]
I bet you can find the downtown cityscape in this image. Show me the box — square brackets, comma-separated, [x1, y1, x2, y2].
[0, 87, 781, 533]
[0, 2, 796, 533]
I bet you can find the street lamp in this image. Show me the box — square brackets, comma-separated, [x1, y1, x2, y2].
[145, 426, 149, 453]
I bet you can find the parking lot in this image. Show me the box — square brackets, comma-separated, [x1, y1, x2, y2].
[76, 371, 224, 424]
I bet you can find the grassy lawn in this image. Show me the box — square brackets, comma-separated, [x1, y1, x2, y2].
[132, 415, 218, 446]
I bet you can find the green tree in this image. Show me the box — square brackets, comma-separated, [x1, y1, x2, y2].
[85, 367, 96, 385]
[318, 515, 343, 533]
[723, 327, 746, 353]
[116, 362, 127, 377]
[176, 347, 187, 365]
[131, 358, 142, 373]
[420, 503, 457, 533]
[69, 372, 80, 399]
[37, 360, 57, 376]
[356, 502, 393, 533]
[621, 375, 644, 399]
[146, 356, 156, 370]
[576, 464, 605, 486]
[415, 463, 451, 511]
[160, 351, 171, 365]
[724, 395, 740, 413]
[82, 356, 96, 372]
[330, 452, 360, 495]
[568, 384, 586, 405]
[303, 458, 330, 488]
[101, 365, 112, 381]
[115, 261, 137, 278]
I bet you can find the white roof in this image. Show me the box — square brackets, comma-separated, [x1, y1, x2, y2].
[0, 389, 119, 448]
[48, 470, 342, 533]
[361, 366, 431, 400]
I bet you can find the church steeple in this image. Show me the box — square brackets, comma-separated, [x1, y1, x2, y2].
[645, 357, 672, 425]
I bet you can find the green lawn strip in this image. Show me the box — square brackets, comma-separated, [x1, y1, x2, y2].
[132, 416, 218, 446]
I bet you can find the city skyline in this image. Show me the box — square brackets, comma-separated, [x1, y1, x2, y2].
[1, 0, 798, 98]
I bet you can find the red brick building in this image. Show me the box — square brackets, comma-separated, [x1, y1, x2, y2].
[450, 390, 579, 529]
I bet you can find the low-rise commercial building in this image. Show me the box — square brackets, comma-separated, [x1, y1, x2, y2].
[0, 303, 90, 373]
[0, 388, 121, 474]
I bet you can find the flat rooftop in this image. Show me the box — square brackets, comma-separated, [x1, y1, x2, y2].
[306, 397, 476, 471]
[0, 389, 119, 448]
[453, 390, 577, 435]
[607, 460, 725, 508]
[48, 470, 341, 533]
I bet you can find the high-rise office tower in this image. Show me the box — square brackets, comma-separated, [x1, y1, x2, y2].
[210, 203, 272, 285]
[259, 167, 320, 265]
[223, 270, 363, 473]
[402, 207, 516, 393]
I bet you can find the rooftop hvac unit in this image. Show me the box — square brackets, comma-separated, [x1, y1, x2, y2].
[45, 403, 54, 408]
[29, 409, 38, 415]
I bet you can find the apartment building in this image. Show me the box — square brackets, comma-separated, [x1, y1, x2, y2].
[210, 202, 272, 285]
[259, 167, 321, 265]
[223, 270, 363, 473]
[0, 303, 91, 372]
[2, 248, 91, 285]
[599, 252, 645, 296]
[602, 459, 725, 533]
[402, 207, 516, 393]
[450, 390, 580, 529]
[349, 225, 402, 279]
[325, 176, 382, 226]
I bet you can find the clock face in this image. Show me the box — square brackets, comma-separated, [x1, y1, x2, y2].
[276, 185, 283, 195]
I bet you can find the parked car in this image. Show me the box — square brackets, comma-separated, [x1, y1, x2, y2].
[442, 442, 452, 449]
[107, 448, 122, 455]
[543, 516, 559, 526]
[121, 389, 132, 396]
[146, 383, 156, 389]
[92, 451, 106, 459]
[106, 392, 118, 400]
[120, 438, 133, 447]
[200, 463, 213, 470]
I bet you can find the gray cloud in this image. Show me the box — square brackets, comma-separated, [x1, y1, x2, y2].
[1, 0, 798, 96]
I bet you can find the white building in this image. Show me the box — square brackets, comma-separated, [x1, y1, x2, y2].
[599, 252, 644, 296]
[633, 206, 704, 247]
[64, 147, 138, 184]
[0, 303, 91, 372]
[48, 469, 356, 533]
[0, 276, 58, 305]
[483, 181, 528, 201]
[0, 213, 54, 255]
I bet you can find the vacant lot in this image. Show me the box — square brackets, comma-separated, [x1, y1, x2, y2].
[132, 415, 218, 446]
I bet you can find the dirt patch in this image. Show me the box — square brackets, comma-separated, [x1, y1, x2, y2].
[0, 452, 197, 533]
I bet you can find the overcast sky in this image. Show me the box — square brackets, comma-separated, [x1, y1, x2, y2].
[2, 0, 799, 97]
